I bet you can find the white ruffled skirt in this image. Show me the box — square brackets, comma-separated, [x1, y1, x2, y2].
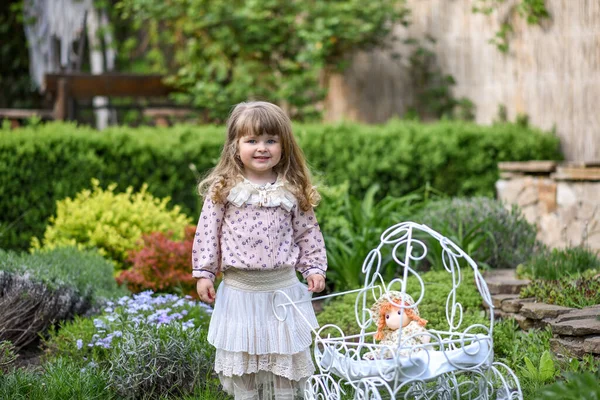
[207, 267, 319, 400]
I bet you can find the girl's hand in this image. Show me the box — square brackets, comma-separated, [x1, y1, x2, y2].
[196, 278, 216, 304]
[307, 274, 326, 293]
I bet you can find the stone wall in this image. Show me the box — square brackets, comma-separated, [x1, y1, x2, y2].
[324, 0, 600, 162]
[484, 270, 600, 359]
[495, 161, 600, 250]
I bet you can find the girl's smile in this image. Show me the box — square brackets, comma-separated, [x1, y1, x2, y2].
[238, 134, 282, 182]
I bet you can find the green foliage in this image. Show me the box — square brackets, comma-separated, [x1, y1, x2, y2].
[404, 36, 475, 121]
[472, 0, 550, 53]
[107, 324, 214, 399]
[0, 120, 561, 250]
[0, 358, 113, 400]
[519, 350, 556, 392]
[493, 319, 553, 367]
[114, 0, 409, 121]
[32, 179, 192, 268]
[0, 246, 126, 303]
[0, 247, 127, 348]
[317, 268, 488, 336]
[520, 273, 600, 308]
[404, 269, 489, 332]
[492, 319, 557, 399]
[317, 183, 438, 291]
[517, 246, 600, 280]
[416, 197, 539, 269]
[540, 371, 600, 400]
[44, 292, 214, 399]
[0, 341, 17, 373]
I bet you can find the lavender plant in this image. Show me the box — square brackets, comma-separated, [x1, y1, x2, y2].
[416, 197, 539, 269]
[0, 247, 126, 349]
[45, 291, 214, 399]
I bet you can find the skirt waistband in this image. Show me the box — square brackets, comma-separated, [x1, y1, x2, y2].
[223, 267, 298, 291]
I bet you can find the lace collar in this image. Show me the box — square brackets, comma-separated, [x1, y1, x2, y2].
[226, 175, 297, 211]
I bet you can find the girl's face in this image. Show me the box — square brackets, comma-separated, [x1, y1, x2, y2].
[237, 133, 282, 182]
[385, 306, 412, 330]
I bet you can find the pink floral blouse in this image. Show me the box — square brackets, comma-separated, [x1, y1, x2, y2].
[191, 177, 327, 282]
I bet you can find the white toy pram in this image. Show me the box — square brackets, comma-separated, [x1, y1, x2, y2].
[272, 222, 523, 400]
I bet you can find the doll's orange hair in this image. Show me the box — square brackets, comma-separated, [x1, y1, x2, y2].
[375, 300, 428, 341]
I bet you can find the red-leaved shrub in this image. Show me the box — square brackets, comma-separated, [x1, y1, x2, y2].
[117, 225, 198, 298]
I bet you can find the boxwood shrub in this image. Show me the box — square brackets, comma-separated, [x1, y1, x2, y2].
[0, 120, 561, 250]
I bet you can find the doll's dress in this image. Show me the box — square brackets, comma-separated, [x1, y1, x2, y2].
[363, 321, 429, 360]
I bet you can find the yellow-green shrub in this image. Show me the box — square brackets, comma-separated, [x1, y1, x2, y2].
[32, 179, 192, 269]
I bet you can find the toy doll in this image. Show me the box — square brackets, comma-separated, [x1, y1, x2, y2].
[363, 291, 430, 360]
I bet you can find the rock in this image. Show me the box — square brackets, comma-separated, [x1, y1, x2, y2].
[579, 182, 600, 201]
[492, 309, 511, 320]
[553, 167, 600, 181]
[517, 185, 538, 208]
[496, 179, 526, 205]
[538, 180, 557, 213]
[483, 269, 530, 295]
[491, 294, 520, 309]
[553, 305, 600, 323]
[498, 161, 557, 173]
[577, 202, 598, 221]
[550, 337, 586, 358]
[521, 205, 539, 225]
[520, 303, 573, 320]
[556, 183, 578, 207]
[583, 337, 600, 354]
[513, 314, 536, 331]
[538, 213, 562, 247]
[550, 318, 600, 336]
[502, 297, 534, 313]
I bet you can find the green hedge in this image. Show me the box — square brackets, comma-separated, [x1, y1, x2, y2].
[0, 120, 561, 250]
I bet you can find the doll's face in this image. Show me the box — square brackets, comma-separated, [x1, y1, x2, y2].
[385, 306, 412, 330]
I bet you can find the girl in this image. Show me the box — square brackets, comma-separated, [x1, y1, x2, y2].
[192, 101, 327, 400]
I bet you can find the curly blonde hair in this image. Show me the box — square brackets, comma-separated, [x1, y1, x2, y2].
[197, 101, 320, 211]
[374, 301, 428, 341]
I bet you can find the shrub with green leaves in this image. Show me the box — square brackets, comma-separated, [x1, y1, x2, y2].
[114, 0, 409, 121]
[0, 247, 127, 349]
[317, 183, 438, 291]
[517, 246, 600, 280]
[0, 120, 561, 251]
[32, 179, 192, 268]
[416, 197, 540, 269]
[317, 268, 488, 336]
[540, 371, 600, 400]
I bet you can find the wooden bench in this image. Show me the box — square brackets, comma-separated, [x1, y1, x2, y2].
[0, 108, 54, 128]
[0, 73, 193, 127]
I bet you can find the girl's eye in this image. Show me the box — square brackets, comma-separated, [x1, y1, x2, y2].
[247, 139, 256, 144]
[267, 139, 277, 144]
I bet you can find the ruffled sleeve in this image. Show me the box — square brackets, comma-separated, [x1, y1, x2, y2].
[191, 194, 225, 282]
[292, 205, 327, 279]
